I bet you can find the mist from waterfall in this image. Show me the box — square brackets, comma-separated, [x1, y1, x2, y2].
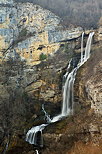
[26, 32, 94, 148]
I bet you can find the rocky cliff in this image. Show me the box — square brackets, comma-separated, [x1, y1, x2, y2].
[0, 1, 102, 154]
[0, 0, 82, 65]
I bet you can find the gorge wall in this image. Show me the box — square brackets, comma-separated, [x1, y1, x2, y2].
[0, 0, 102, 154]
[0, 0, 82, 65]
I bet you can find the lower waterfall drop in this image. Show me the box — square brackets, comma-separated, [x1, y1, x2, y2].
[26, 124, 47, 145]
[26, 32, 94, 147]
[35, 150, 39, 154]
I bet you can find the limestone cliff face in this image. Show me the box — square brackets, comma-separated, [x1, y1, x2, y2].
[0, 1, 82, 65]
[0, 0, 83, 123]
[0, 2, 84, 153]
[0, 0, 83, 110]
[0, 1, 102, 154]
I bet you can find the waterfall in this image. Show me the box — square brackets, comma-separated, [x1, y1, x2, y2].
[35, 150, 39, 154]
[84, 32, 94, 63]
[61, 32, 94, 117]
[42, 104, 51, 123]
[26, 32, 94, 146]
[26, 124, 47, 145]
[81, 32, 84, 63]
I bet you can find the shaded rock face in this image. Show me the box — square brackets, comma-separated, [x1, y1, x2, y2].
[75, 46, 102, 116]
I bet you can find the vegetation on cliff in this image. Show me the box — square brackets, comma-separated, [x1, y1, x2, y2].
[0, 1, 102, 154]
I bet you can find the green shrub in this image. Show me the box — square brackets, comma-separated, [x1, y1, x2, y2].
[19, 28, 28, 38]
[39, 53, 47, 61]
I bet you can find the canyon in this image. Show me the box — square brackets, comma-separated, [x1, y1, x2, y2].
[0, 0, 102, 154]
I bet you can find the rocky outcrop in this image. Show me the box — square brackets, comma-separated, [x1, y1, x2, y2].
[0, 0, 82, 65]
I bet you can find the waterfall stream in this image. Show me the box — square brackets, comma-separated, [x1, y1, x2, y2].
[35, 150, 39, 154]
[81, 32, 84, 63]
[26, 32, 94, 149]
[42, 104, 51, 123]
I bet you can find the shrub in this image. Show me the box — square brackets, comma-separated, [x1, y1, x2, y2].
[39, 53, 47, 61]
[19, 28, 28, 38]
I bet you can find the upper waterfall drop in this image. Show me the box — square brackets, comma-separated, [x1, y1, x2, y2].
[83, 32, 94, 63]
[81, 32, 84, 63]
[26, 32, 94, 146]
[61, 31, 94, 117]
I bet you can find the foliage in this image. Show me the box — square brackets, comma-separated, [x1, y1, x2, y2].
[19, 28, 28, 38]
[39, 53, 47, 61]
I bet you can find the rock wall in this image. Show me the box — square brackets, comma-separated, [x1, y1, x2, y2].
[75, 44, 102, 116]
[0, 1, 82, 65]
[0, 1, 101, 154]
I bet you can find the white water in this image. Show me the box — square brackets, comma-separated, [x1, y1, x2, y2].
[26, 32, 94, 146]
[35, 150, 39, 154]
[26, 124, 47, 145]
[60, 32, 94, 117]
[42, 104, 51, 123]
[81, 32, 84, 63]
[84, 33, 94, 62]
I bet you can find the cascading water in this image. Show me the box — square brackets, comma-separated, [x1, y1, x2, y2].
[61, 32, 95, 117]
[35, 150, 39, 154]
[26, 124, 47, 145]
[81, 32, 84, 63]
[26, 32, 94, 150]
[42, 104, 51, 123]
[61, 67, 76, 116]
[84, 32, 94, 62]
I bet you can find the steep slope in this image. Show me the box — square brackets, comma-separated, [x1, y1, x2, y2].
[14, 0, 102, 28]
[39, 33, 102, 154]
[0, 0, 82, 65]
[0, 1, 101, 154]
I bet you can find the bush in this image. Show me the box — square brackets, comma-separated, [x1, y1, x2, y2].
[39, 53, 47, 61]
[19, 28, 28, 38]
